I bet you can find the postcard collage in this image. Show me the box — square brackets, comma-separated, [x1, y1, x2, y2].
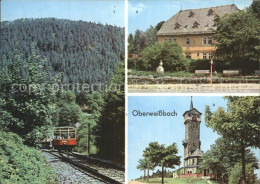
[0, 0, 259, 184]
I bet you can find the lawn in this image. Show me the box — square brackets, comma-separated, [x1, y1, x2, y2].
[136, 178, 219, 184]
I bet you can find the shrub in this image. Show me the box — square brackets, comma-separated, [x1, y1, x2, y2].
[131, 42, 189, 72]
[0, 131, 57, 184]
[188, 59, 229, 73]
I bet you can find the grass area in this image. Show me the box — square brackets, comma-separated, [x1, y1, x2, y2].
[136, 178, 219, 184]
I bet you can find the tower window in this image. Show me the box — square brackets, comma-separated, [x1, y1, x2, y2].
[186, 37, 190, 45]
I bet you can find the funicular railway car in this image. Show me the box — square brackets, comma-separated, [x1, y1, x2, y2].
[52, 126, 77, 151]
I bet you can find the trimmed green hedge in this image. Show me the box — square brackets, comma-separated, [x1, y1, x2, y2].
[0, 131, 57, 184]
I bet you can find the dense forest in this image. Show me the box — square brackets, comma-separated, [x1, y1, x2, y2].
[0, 18, 125, 183]
[0, 18, 124, 87]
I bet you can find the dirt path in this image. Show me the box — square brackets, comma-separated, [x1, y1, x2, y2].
[128, 181, 146, 184]
[206, 180, 213, 184]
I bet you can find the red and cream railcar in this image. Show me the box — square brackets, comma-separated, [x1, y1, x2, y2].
[52, 126, 77, 151]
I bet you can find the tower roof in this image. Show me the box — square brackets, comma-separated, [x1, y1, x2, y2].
[183, 97, 202, 116]
[190, 148, 204, 157]
[190, 96, 193, 109]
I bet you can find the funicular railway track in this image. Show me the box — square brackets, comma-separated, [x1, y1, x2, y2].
[45, 150, 124, 184]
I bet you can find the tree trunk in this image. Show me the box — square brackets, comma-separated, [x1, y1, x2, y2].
[144, 169, 146, 180]
[162, 166, 164, 184]
[147, 168, 149, 182]
[241, 146, 246, 184]
[88, 124, 91, 154]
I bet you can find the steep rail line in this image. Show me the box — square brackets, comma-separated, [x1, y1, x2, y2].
[45, 150, 124, 184]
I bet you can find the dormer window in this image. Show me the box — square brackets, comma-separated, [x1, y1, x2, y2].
[175, 23, 181, 29]
[208, 9, 214, 16]
[192, 21, 200, 28]
[189, 11, 195, 17]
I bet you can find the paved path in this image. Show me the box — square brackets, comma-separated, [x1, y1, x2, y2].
[128, 181, 146, 184]
[128, 83, 260, 93]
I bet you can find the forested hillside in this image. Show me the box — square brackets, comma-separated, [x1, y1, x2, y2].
[0, 18, 124, 86]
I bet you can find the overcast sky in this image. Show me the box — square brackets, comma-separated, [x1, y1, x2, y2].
[128, 0, 253, 34]
[1, 0, 125, 27]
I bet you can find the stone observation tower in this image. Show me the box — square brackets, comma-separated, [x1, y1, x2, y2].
[173, 97, 212, 178]
[182, 97, 203, 175]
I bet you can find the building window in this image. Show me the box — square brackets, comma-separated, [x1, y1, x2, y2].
[203, 53, 207, 59]
[202, 37, 207, 44]
[197, 53, 200, 57]
[192, 21, 200, 28]
[208, 9, 214, 16]
[208, 36, 213, 44]
[186, 52, 191, 58]
[186, 37, 190, 45]
[189, 11, 195, 17]
[168, 38, 172, 41]
[175, 23, 181, 29]
[209, 53, 212, 60]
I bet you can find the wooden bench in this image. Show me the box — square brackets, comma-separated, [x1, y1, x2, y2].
[254, 70, 260, 75]
[195, 70, 210, 74]
[223, 70, 239, 76]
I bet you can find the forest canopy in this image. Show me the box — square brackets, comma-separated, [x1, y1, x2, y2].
[0, 18, 125, 89]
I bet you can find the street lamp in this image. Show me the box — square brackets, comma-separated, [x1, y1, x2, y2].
[210, 59, 213, 86]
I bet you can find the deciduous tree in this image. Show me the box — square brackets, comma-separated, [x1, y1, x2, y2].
[0, 45, 59, 146]
[140, 42, 189, 72]
[205, 96, 260, 184]
[213, 9, 260, 74]
[201, 137, 258, 183]
[143, 142, 181, 184]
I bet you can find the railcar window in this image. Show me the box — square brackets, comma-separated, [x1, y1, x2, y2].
[69, 133, 76, 138]
[53, 127, 76, 139]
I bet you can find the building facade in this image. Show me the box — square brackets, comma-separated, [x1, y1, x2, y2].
[157, 5, 239, 59]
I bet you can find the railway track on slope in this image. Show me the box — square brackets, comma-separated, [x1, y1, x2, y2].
[44, 150, 124, 184]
